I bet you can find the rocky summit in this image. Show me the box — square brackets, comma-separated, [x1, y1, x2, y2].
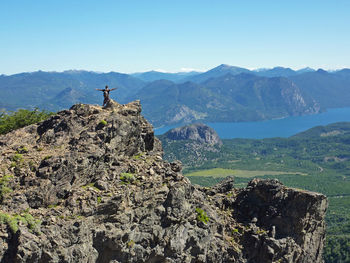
[0, 100, 327, 263]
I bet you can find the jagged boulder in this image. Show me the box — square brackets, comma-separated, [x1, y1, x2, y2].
[0, 100, 327, 262]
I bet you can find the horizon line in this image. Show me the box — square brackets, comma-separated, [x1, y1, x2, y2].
[1, 64, 350, 76]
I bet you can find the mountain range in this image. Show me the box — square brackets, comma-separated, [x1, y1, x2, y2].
[1, 65, 350, 126]
[0, 70, 145, 111]
[128, 73, 320, 126]
[131, 70, 199, 83]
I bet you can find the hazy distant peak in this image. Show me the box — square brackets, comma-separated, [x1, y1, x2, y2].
[254, 66, 316, 75]
[273, 66, 292, 70]
[253, 68, 269, 72]
[296, 67, 315, 73]
[211, 64, 249, 72]
[336, 68, 350, 74]
[316, 69, 328, 74]
[217, 63, 231, 68]
[63, 70, 87, 74]
[299, 67, 314, 71]
[62, 70, 104, 74]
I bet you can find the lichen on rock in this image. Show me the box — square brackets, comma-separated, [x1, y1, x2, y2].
[0, 100, 327, 262]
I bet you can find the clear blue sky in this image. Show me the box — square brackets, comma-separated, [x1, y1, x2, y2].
[1, 0, 349, 75]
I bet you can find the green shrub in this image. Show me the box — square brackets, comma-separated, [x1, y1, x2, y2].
[81, 182, 100, 191]
[0, 211, 41, 233]
[43, 155, 52, 161]
[99, 120, 107, 126]
[12, 153, 23, 162]
[232, 228, 239, 234]
[127, 240, 135, 248]
[133, 152, 144, 160]
[256, 229, 267, 235]
[28, 160, 36, 172]
[0, 212, 18, 233]
[120, 173, 135, 184]
[17, 146, 29, 154]
[10, 154, 23, 170]
[195, 208, 209, 224]
[0, 108, 53, 135]
[0, 175, 13, 203]
[47, 204, 59, 209]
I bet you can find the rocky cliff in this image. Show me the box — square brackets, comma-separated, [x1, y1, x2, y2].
[0, 100, 327, 263]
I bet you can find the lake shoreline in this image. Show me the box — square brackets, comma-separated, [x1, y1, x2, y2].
[155, 107, 350, 139]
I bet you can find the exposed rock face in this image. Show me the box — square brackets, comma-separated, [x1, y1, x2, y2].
[164, 123, 222, 146]
[232, 179, 327, 263]
[0, 100, 327, 262]
[166, 105, 208, 125]
[280, 81, 320, 115]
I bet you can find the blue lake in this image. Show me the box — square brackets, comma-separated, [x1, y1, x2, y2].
[154, 107, 350, 139]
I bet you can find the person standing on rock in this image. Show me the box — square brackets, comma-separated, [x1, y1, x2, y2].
[96, 85, 117, 106]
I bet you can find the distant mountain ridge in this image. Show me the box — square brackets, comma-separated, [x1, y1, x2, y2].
[131, 70, 200, 83]
[290, 69, 350, 109]
[1, 65, 350, 127]
[127, 65, 319, 84]
[183, 64, 251, 83]
[0, 71, 145, 111]
[129, 73, 320, 126]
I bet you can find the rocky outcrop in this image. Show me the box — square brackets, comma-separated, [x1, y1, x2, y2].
[159, 123, 222, 167]
[164, 123, 222, 146]
[232, 179, 327, 263]
[0, 100, 327, 262]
